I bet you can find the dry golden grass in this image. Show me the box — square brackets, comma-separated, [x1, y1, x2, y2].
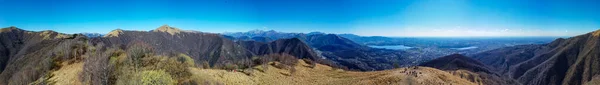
[49, 62, 84, 85]
[152, 25, 182, 35]
[448, 70, 485, 85]
[39, 30, 67, 39]
[104, 29, 123, 37]
[593, 29, 600, 37]
[189, 60, 477, 85]
[44, 59, 479, 85]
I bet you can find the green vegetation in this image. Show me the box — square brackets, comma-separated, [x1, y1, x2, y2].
[140, 70, 175, 85]
[177, 53, 195, 67]
[79, 42, 198, 85]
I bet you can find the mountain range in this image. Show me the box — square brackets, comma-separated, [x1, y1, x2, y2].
[224, 30, 429, 71]
[1, 25, 599, 85]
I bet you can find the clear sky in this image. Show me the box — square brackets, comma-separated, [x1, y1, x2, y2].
[1, 0, 599, 37]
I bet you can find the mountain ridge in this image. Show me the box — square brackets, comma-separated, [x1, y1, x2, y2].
[0, 26, 86, 84]
[420, 54, 520, 85]
[471, 29, 600, 85]
[152, 24, 182, 35]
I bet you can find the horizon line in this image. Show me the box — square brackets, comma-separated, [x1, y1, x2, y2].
[1, 26, 578, 38]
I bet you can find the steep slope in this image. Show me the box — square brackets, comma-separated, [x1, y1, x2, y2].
[469, 44, 549, 74]
[420, 54, 519, 85]
[95, 25, 255, 68]
[0, 27, 86, 84]
[305, 34, 365, 49]
[237, 38, 320, 60]
[472, 29, 600, 85]
[420, 54, 492, 73]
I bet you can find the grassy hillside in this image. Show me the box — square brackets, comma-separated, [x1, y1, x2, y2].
[45, 59, 479, 85]
[187, 59, 477, 85]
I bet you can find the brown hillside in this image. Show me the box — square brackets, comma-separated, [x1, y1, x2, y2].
[237, 38, 321, 60]
[0, 27, 87, 84]
[189, 59, 478, 85]
[94, 25, 255, 69]
[472, 29, 600, 85]
[421, 54, 520, 85]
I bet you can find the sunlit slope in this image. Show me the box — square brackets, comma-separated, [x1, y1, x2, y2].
[189, 60, 477, 85]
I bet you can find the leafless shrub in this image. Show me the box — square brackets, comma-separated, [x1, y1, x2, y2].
[53, 40, 88, 63]
[222, 63, 238, 71]
[265, 53, 299, 75]
[201, 61, 211, 69]
[144, 56, 192, 81]
[80, 43, 121, 85]
[260, 55, 272, 72]
[261, 62, 269, 72]
[241, 68, 254, 76]
[289, 66, 297, 75]
[303, 59, 316, 68]
[125, 42, 154, 72]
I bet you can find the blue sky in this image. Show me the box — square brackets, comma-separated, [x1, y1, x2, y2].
[1, 0, 599, 37]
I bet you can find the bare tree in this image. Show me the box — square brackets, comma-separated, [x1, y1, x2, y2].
[80, 43, 116, 85]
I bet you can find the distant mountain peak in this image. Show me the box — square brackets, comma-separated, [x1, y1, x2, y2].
[307, 31, 325, 35]
[8, 26, 17, 29]
[152, 24, 182, 35]
[39, 30, 70, 39]
[248, 29, 263, 33]
[104, 29, 124, 37]
[80, 32, 104, 38]
[247, 29, 277, 34]
[0, 26, 23, 33]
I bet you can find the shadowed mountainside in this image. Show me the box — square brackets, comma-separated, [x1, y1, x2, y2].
[0, 27, 87, 84]
[420, 54, 520, 85]
[471, 29, 600, 85]
[420, 54, 492, 73]
[94, 25, 256, 69]
[237, 38, 320, 60]
[0, 26, 331, 84]
[94, 25, 330, 70]
[225, 31, 428, 71]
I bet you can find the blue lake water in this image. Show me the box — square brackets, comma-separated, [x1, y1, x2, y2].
[451, 46, 478, 50]
[368, 45, 413, 50]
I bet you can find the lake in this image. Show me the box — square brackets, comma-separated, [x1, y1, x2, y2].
[451, 46, 478, 50]
[368, 45, 413, 50]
